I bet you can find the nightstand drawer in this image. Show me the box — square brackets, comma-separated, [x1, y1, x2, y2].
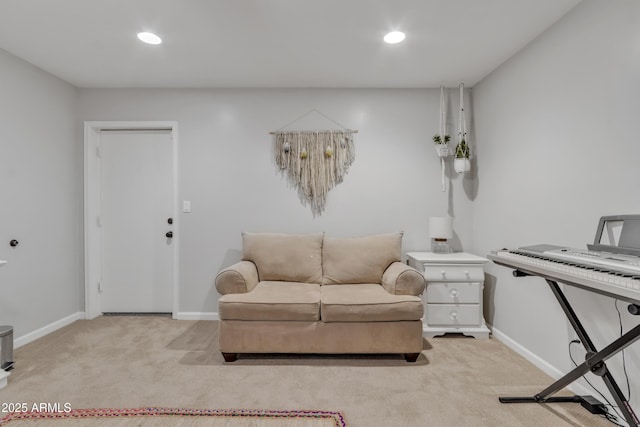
[423, 264, 484, 282]
[426, 304, 480, 326]
[426, 282, 480, 304]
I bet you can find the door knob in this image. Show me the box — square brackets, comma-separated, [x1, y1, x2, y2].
[167, 218, 173, 224]
[165, 231, 173, 238]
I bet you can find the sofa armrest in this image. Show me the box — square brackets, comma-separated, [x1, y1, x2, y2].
[381, 262, 426, 296]
[215, 261, 259, 295]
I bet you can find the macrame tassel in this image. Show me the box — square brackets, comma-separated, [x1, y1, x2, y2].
[274, 130, 355, 216]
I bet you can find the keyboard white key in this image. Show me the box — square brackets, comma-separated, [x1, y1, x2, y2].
[543, 249, 640, 274]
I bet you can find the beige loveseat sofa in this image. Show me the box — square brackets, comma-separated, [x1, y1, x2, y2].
[215, 232, 426, 362]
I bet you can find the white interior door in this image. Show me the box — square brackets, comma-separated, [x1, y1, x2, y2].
[100, 129, 174, 313]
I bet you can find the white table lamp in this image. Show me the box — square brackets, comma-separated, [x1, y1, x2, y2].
[429, 216, 453, 253]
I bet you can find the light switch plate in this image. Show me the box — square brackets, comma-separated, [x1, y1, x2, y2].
[183, 201, 191, 213]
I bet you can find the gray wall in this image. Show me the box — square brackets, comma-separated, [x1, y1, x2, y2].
[0, 49, 82, 337]
[472, 0, 639, 410]
[77, 88, 475, 315]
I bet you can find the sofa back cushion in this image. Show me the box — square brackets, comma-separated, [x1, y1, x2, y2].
[322, 232, 403, 284]
[242, 232, 323, 284]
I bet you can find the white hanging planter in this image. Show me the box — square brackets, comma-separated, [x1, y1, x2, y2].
[434, 86, 450, 191]
[454, 157, 471, 173]
[456, 83, 471, 174]
[433, 136, 450, 158]
[435, 144, 449, 157]
[454, 139, 470, 174]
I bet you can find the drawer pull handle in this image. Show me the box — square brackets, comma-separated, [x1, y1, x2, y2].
[464, 270, 469, 276]
[450, 289, 459, 298]
[440, 270, 446, 276]
[450, 311, 458, 320]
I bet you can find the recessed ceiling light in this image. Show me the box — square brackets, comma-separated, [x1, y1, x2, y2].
[137, 32, 162, 45]
[384, 31, 405, 44]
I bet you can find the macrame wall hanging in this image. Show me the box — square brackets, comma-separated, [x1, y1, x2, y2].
[271, 109, 357, 216]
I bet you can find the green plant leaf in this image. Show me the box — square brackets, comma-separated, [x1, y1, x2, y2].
[433, 134, 451, 145]
[455, 140, 470, 158]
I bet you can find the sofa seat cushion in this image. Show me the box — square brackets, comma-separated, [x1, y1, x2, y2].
[218, 281, 320, 321]
[320, 284, 423, 322]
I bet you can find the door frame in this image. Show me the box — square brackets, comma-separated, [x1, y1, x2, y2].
[84, 121, 179, 319]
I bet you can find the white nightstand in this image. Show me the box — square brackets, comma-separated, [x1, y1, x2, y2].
[407, 252, 490, 339]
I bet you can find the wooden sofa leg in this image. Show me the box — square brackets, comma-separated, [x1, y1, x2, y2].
[222, 352, 238, 362]
[404, 353, 420, 362]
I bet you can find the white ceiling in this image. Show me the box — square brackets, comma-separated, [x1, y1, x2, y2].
[0, 0, 581, 89]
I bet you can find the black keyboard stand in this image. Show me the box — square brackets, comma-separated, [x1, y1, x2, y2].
[499, 269, 640, 427]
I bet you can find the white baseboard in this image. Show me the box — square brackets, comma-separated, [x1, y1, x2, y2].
[14, 312, 85, 349]
[174, 312, 219, 321]
[491, 325, 592, 397]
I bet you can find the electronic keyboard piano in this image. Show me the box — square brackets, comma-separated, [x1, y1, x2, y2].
[489, 240, 640, 427]
[490, 245, 640, 305]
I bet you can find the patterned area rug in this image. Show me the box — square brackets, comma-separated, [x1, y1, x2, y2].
[0, 408, 347, 426]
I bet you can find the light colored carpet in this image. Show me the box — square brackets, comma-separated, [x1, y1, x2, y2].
[0, 408, 344, 426]
[0, 317, 616, 426]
